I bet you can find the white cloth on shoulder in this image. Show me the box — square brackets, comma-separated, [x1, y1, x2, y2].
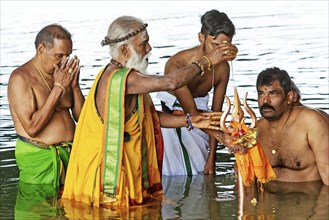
[156, 91, 210, 176]
[156, 91, 209, 111]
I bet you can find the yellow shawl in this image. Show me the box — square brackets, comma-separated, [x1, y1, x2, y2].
[62, 66, 163, 207]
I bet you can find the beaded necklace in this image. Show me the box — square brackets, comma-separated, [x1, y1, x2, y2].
[110, 59, 123, 69]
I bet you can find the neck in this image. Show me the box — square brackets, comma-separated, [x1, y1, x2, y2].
[268, 108, 292, 129]
[34, 58, 51, 76]
[110, 58, 123, 69]
[33, 58, 53, 92]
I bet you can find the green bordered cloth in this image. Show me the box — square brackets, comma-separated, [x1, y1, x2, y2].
[101, 67, 130, 195]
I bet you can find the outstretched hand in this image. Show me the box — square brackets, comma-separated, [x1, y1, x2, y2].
[190, 112, 222, 130]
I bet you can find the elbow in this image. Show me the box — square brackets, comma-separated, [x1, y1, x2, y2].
[24, 124, 40, 138]
[167, 84, 178, 91]
[165, 78, 182, 90]
[26, 131, 38, 138]
[26, 129, 38, 138]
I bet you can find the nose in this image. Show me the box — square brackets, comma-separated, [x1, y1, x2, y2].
[146, 43, 152, 53]
[263, 95, 271, 104]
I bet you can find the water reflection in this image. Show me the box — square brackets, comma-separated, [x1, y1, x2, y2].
[240, 181, 329, 220]
[14, 181, 62, 219]
[60, 199, 162, 219]
[162, 174, 220, 219]
[9, 174, 329, 220]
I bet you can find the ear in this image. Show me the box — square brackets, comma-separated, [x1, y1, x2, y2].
[120, 44, 130, 58]
[198, 32, 205, 44]
[287, 91, 293, 104]
[36, 43, 46, 55]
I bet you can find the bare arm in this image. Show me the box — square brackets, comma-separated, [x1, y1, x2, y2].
[211, 62, 230, 113]
[8, 57, 75, 138]
[307, 109, 329, 185]
[69, 57, 85, 122]
[126, 43, 238, 95]
[203, 62, 230, 174]
[158, 111, 221, 130]
[8, 69, 64, 138]
[126, 63, 203, 94]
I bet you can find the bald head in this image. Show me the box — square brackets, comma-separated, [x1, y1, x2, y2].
[34, 24, 72, 49]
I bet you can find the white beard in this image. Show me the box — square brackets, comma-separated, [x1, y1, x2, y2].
[125, 48, 151, 75]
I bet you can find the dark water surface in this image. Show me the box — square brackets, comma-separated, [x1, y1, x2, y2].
[1, 1, 328, 219]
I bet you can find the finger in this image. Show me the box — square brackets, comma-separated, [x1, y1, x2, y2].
[211, 121, 220, 125]
[71, 66, 81, 81]
[53, 64, 59, 73]
[67, 57, 78, 73]
[200, 113, 222, 120]
[66, 57, 76, 69]
[203, 112, 223, 116]
[208, 125, 220, 130]
[75, 58, 80, 68]
[72, 65, 80, 77]
[209, 116, 221, 120]
[67, 60, 78, 77]
[60, 56, 69, 70]
[73, 60, 80, 73]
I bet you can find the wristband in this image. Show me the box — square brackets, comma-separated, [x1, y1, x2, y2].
[202, 55, 212, 70]
[192, 60, 205, 76]
[185, 113, 194, 131]
[54, 82, 66, 96]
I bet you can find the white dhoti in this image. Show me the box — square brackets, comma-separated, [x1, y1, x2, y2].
[156, 91, 210, 176]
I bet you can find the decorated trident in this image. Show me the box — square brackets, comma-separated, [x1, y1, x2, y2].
[220, 87, 257, 149]
[220, 87, 276, 187]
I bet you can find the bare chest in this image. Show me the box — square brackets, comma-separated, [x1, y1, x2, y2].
[259, 127, 314, 170]
[34, 83, 72, 110]
[188, 70, 218, 97]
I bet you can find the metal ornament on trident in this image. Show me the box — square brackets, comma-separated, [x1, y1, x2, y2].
[220, 87, 276, 188]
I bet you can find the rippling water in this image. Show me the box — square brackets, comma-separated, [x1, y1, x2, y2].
[1, 1, 328, 219]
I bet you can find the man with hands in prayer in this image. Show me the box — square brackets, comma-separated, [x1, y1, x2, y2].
[7, 24, 84, 190]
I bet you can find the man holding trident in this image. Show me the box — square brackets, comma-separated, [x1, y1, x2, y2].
[220, 87, 276, 187]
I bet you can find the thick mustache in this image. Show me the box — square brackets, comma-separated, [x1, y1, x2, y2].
[260, 104, 275, 111]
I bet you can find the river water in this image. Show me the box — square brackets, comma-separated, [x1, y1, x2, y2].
[0, 1, 328, 219]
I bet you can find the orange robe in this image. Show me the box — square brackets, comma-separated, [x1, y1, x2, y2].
[230, 121, 276, 187]
[62, 66, 163, 207]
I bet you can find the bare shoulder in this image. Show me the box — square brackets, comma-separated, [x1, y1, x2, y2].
[8, 63, 33, 88]
[292, 106, 328, 126]
[125, 69, 162, 94]
[214, 61, 230, 80]
[293, 106, 327, 119]
[170, 47, 196, 60]
[165, 47, 197, 73]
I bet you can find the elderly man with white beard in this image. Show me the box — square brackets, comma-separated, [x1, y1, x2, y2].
[62, 15, 238, 208]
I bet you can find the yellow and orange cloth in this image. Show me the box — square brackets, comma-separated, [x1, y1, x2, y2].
[229, 121, 276, 187]
[62, 66, 163, 207]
